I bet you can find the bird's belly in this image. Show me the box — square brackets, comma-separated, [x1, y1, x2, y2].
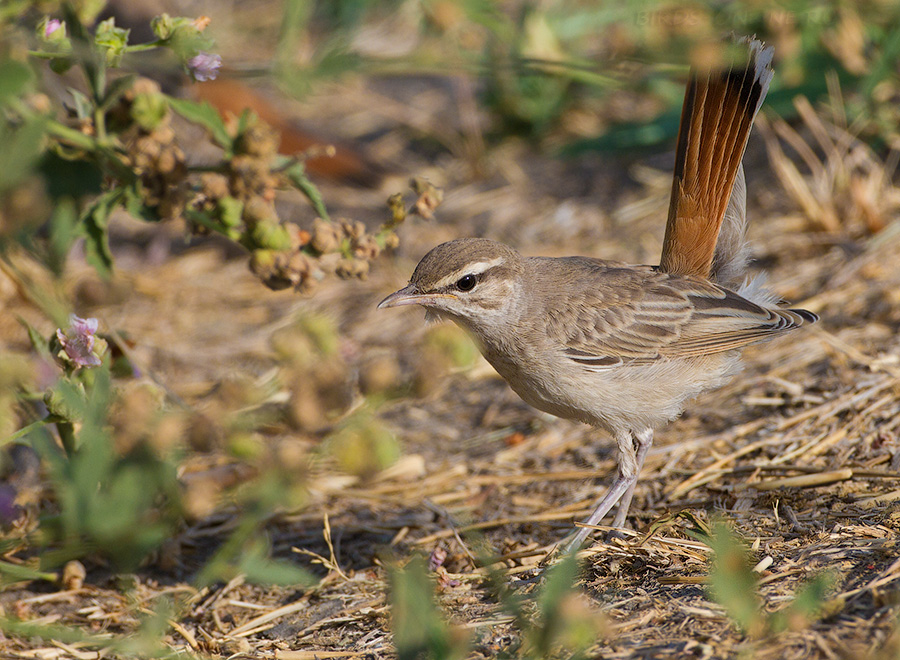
[482, 348, 742, 434]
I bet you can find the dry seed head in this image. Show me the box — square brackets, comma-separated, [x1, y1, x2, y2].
[128, 77, 162, 99]
[339, 218, 366, 240]
[235, 121, 279, 158]
[351, 234, 381, 259]
[311, 218, 341, 254]
[242, 195, 275, 225]
[201, 172, 229, 200]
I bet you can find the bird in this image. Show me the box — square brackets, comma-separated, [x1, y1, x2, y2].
[378, 38, 818, 550]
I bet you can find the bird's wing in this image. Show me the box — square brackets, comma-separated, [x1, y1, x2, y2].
[545, 269, 813, 370]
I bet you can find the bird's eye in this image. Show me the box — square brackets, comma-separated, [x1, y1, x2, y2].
[456, 274, 477, 292]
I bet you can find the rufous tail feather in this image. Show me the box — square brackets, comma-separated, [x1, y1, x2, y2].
[659, 39, 773, 281]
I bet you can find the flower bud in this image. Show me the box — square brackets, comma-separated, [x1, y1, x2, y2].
[39, 18, 66, 42]
[94, 18, 130, 67]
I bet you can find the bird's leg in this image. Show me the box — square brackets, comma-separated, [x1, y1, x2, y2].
[562, 430, 643, 552]
[611, 427, 654, 529]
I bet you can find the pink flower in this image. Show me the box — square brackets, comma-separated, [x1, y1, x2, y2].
[56, 315, 102, 368]
[188, 51, 221, 82]
[44, 18, 62, 38]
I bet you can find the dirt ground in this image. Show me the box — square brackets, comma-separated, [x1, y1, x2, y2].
[3, 43, 900, 660]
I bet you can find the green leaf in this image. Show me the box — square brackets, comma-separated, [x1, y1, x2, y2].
[80, 190, 121, 278]
[235, 108, 254, 138]
[194, 512, 313, 588]
[46, 198, 79, 275]
[17, 316, 51, 356]
[705, 522, 765, 636]
[390, 556, 468, 660]
[861, 26, 900, 98]
[62, 4, 105, 102]
[770, 572, 837, 633]
[130, 90, 168, 130]
[276, 0, 312, 68]
[39, 151, 103, 200]
[35, 367, 185, 571]
[123, 181, 162, 222]
[0, 117, 47, 193]
[99, 73, 136, 112]
[167, 97, 232, 150]
[0, 58, 33, 107]
[275, 38, 360, 98]
[67, 87, 93, 120]
[168, 25, 214, 62]
[537, 551, 579, 622]
[0, 561, 58, 586]
[284, 161, 329, 220]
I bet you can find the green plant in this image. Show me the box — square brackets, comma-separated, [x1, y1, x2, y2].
[390, 555, 469, 660]
[389, 550, 606, 660]
[700, 521, 836, 638]
[490, 552, 606, 660]
[1, 1, 400, 293]
[0, 316, 182, 573]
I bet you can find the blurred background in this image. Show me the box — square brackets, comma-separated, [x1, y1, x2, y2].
[2, 1, 900, 658]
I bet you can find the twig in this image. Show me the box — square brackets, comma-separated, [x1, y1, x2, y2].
[737, 468, 854, 491]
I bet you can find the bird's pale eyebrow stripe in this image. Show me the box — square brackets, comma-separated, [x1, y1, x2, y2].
[431, 257, 505, 290]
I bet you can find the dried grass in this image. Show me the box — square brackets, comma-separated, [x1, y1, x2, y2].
[3, 50, 900, 660]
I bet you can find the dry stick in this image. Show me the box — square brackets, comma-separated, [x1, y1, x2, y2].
[466, 469, 610, 486]
[329, 471, 610, 546]
[800, 220, 900, 296]
[808, 325, 900, 380]
[167, 619, 201, 652]
[689, 462, 900, 482]
[652, 418, 769, 458]
[412, 510, 588, 546]
[422, 499, 478, 565]
[294, 599, 387, 641]
[276, 652, 372, 660]
[856, 489, 900, 509]
[669, 378, 897, 499]
[774, 379, 895, 433]
[194, 575, 244, 615]
[668, 434, 798, 499]
[737, 468, 854, 492]
[49, 640, 100, 660]
[833, 556, 900, 603]
[758, 115, 836, 232]
[17, 589, 85, 605]
[771, 428, 847, 465]
[790, 392, 895, 464]
[227, 599, 311, 638]
[338, 468, 608, 501]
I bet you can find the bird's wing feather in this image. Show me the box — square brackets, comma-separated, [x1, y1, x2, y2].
[543, 267, 809, 369]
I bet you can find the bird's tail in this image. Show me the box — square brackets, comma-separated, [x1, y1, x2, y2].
[659, 38, 774, 284]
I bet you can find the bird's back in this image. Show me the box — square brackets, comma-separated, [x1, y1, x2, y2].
[472, 256, 817, 433]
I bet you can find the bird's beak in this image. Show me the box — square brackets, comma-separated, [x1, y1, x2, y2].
[377, 284, 457, 309]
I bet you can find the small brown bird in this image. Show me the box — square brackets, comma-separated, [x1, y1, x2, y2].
[379, 39, 817, 549]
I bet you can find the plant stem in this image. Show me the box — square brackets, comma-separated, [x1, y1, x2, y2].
[58, 421, 77, 457]
[123, 40, 167, 53]
[3, 419, 51, 445]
